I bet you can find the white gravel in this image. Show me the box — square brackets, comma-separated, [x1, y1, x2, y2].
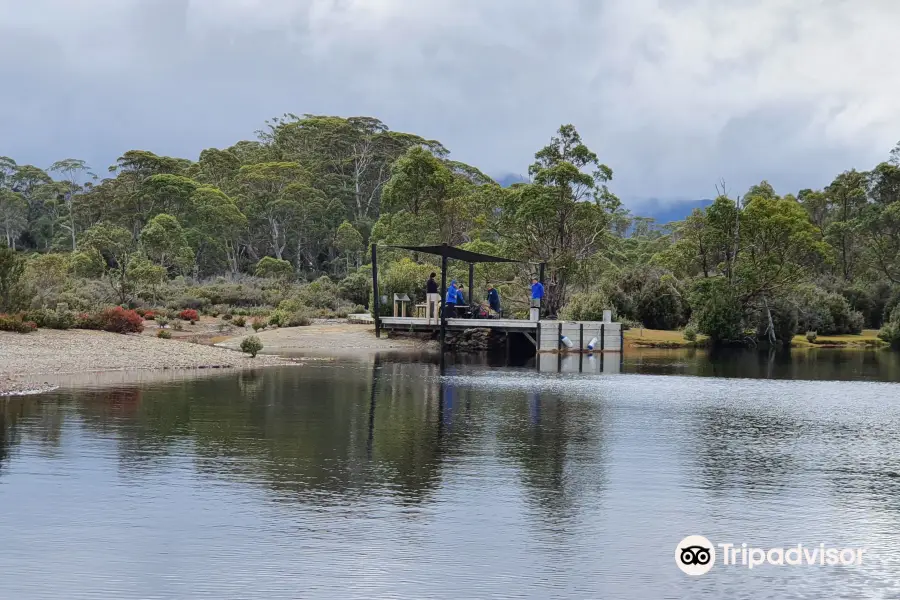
[0, 329, 290, 395]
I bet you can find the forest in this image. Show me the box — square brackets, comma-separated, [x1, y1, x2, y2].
[1, 113, 900, 349]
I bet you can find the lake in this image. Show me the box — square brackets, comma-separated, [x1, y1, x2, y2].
[2, 349, 900, 599]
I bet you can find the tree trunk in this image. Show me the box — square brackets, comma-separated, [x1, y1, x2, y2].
[763, 294, 776, 346]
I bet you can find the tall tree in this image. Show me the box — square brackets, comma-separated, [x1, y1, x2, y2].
[49, 159, 94, 251]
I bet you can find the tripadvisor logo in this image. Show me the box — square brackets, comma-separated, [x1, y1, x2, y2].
[676, 535, 715, 576]
[675, 536, 866, 576]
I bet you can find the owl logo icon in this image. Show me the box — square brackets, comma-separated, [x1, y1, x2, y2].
[676, 535, 716, 575]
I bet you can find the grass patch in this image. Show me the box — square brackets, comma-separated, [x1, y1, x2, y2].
[624, 328, 707, 348]
[790, 329, 886, 348]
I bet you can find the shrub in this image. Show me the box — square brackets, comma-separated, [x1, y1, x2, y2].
[222, 312, 233, 321]
[157, 329, 172, 339]
[683, 324, 698, 342]
[143, 310, 156, 320]
[795, 286, 863, 335]
[0, 247, 27, 313]
[338, 272, 371, 307]
[240, 335, 264, 357]
[156, 316, 170, 327]
[22, 308, 76, 330]
[76, 307, 144, 334]
[233, 316, 246, 327]
[0, 314, 37, 333]
[172, 320, 184, 331]
[560, 291, 612, 321]
[178, 309, 199, 322]
[690, 278, 745, 344]
[165, 295, 210, 312]
[372, 258, 433, 316]
[878, 306, 900, 350]
[251, 317, 267, 331]
[255, 257, 294, 280]
[268, 309, 287, 327]
[297, 276, 341, 311]
[806, 330, 817, 343]
[209, 304, 228, 317]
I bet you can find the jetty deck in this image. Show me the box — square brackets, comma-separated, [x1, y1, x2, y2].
[378, 317, 622, 353]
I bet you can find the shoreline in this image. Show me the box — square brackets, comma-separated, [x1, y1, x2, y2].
[0, 329, 293, 396]
[0, 321, 435, 396]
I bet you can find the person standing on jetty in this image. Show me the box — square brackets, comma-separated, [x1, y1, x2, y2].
[530, 276, 544, 321]
[456, 283, 467, 316]
[487, 284, 501, 317]
[426, 272, 440, 324]
[445, 280, 458, 318]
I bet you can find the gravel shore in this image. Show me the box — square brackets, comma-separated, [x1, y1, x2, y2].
[215, 321, 436, 355]
[0, 329, 290, 395]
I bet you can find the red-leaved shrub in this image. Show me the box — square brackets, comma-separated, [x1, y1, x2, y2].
[178, 309, 199, 322]
[143, 310, 156, 320]
[75, 307, 143, 334]
[100, 307, 144, 333]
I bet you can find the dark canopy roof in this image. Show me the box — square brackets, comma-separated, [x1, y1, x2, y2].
[387, 244, 520, 263]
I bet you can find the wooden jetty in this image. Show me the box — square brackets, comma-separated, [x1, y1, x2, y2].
[372, 243, 623, 355]
[378, 317, 622, 353]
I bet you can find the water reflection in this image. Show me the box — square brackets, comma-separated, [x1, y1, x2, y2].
[1, 357, 900, 598]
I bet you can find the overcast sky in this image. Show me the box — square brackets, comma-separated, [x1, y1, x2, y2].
[1, 0, 898, 208]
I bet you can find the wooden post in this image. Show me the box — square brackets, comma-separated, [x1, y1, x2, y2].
[579, 323, 584, 372]
[371, 244, 380, 338]
[440, 243, 448, 354]
[557, 321, 563, 371]
[468, 262, 475, 317]
[601, 323, 605, 352]
[538, 262, 546, 321]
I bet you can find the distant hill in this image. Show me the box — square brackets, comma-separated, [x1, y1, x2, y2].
[494, 173, 529, 187]
[630, 198, 714, 224]
[491, 173, 712, 224]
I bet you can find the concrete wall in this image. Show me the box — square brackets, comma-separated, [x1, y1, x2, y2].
[537, 321, 622, 353]
[537, 352, 622, 373]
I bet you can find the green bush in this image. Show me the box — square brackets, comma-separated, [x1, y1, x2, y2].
[683, 324, 698, 342]
[268, 309, 288, 327]
[878, 306, 900, 350]
[233, 316, 246, 327]
[156, 316, 170, 327]
[795, 286, 863, 335]
[559, 291, 612, 321]
[338, 272, 371, 307]
[255, 257, 294, 280]
[157, 329, 172, 339]
[297, 276, 341, 311]
[251, 317, 267, 331]
[0, 247, 27, 313]
[690, 278, 745, 344]
[240, 335, 264, 357]
[22, 308, 76, 330]
[372, 258, 433, 316]
[806, 330, 817, 343]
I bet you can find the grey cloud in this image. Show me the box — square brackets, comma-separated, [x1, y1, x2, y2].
[1, 0, 897, 209]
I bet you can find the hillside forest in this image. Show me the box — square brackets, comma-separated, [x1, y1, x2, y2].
[2, 114, 900, 348]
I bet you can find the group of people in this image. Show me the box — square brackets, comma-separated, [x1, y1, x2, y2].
[424, 273, 544, 321]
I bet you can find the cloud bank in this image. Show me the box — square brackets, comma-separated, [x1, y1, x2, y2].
[1, 0, 898, 207]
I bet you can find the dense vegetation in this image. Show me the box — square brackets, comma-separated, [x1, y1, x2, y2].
[2, 113, 900, 347]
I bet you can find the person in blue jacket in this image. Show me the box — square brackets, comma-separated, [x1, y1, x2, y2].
[456, 283, 467, 314]
[530, 276, 544, 317]
[487, 285, 501, 317]
[445, 280, 458, 317]
[531, 277, 544, 301]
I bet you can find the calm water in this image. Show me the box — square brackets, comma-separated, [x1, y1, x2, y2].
[2, 350, 900, 599]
